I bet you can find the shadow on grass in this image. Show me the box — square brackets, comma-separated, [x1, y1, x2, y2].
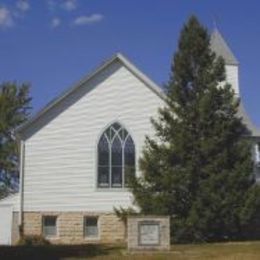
[0, 244, 123, 260]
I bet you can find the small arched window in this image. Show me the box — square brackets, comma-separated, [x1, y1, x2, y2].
[98, 122, 135, 188]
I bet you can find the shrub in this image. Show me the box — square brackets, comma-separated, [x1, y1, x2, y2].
[114, 206, 138, 226]
[17, 235, 50, 246]
[240, 185, 260, 239]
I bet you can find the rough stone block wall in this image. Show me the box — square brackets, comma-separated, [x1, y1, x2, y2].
[23, 212, 42, 236]
[100, 213, 125, 242]
[127, 216, 170, 251]
[23, 212, 125, 244]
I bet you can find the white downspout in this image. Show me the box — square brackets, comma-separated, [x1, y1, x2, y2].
[19, 139, 25, 226]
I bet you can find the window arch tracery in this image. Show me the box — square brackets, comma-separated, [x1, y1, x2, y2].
[98, 122, 135, 188]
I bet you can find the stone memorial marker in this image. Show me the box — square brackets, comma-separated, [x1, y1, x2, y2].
[127, 216, 170, 251]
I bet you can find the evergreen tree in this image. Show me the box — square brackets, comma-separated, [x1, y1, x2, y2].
[130, 16, 256, 242]
[0, 82, 31, 198]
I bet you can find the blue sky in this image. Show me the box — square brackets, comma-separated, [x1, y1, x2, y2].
[0, 0, 259, 126]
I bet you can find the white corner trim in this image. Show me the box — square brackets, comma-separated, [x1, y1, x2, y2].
[19, 140, 25, 226]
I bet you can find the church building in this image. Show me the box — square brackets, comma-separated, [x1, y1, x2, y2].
[0, 30, 259, 245]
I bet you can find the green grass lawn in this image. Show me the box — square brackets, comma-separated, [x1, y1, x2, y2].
[87, 241, 260, 260]
[1, 241, 260, 260]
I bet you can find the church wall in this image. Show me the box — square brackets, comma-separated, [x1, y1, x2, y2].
[22, 61, 164, 212]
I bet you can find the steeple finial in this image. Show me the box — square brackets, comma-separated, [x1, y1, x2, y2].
[212, 14, 219, 31]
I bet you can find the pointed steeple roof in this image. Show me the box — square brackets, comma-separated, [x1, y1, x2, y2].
[238, 102, 260, 137]
[210, 29, 239, 65]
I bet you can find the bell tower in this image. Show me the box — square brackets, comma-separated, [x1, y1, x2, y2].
[210, 29, 239, 96]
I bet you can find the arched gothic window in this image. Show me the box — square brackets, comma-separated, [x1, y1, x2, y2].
[98, 122, 135, 188]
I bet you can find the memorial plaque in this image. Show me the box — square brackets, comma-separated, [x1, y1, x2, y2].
[139, 222, 160, 245]
[128, 216, 170, 251]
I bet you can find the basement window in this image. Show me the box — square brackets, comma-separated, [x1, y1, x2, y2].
[42, 216, 57, 238]
[84, 217, 99, 238]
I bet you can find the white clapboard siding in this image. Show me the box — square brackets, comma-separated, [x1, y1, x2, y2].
[225, 65, 239, 95]
[23, 60, 164, 212]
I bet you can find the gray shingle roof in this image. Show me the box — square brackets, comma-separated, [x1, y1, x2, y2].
[16, 50, 260, 138]
[210, 29, 239, 65]
[238, 102, 260, 137]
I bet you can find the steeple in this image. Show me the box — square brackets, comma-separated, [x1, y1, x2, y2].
[210, 29, 260, 136]
[210, 29, 240, 95]
[210, 29, 239, 65]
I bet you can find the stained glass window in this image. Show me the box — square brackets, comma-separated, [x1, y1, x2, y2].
[98, 122, 135, 188]
[97, 135, 109, 187]
[124, 136, 135, 186]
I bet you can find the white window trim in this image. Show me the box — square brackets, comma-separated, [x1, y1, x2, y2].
[42, 215, 59, 240]
[83, 216, 100, 240]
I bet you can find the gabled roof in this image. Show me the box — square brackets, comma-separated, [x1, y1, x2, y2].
[210, 29, 239, 66]
[16, 51, 259, 138]
[0, 193, 19, 206]
[16, 53, 165, 135]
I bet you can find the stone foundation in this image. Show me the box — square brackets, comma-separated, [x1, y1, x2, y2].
[23, 212, 125, 244]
